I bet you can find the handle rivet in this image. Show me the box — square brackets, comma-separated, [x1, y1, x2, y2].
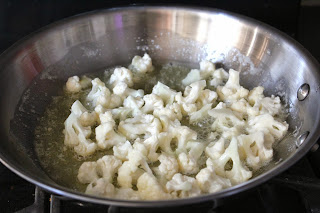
[297, 83, 310, 101]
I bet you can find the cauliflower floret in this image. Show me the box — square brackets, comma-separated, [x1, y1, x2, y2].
[153, 103, 182, 121]
[141, 94, 164, 114]
[64, 100, 97, 156]
[248, 86, 264, 105]
[208, 102, 246, 140]
[137, 172, 171, 200]
[152, 82, 178, 105]
[159, 116, 197, 153]
[80, 156, 121, 198]
[177, 141, 205, 175]
[109, 67, 133, 87]
[247, 87, 282, 116]
[212, 137, 252, 184]
[96, 155, 122, 183]
[78, 155, 121, 185]
[176, 80, 214, 115]
[111, 107, 132, 121]
[113, 81, 144, 100]
[178, 80, 206, 104]
[216, 69, 249, 102]
[196, 89, 218, 108]
[78, 162, 99, 184]
[199, 60, 216, 78]
[65, 75, 92, 93]
[182, 60, 215, 86]
[115, 188, 140, 200]
[196, 160, 231, 193]
[154, 153, 179, 180]
[85, 178, 115, 197]
[189, 104, 212, 124]
[131, 53, 154, 74]
[238, 132, 273, 170]
[123, 95, 144, 117]
[113, 140, 133, 161]
[248, 114, 288, 139]
[230, 98, 251, 117]
[86, 78, 112, 108]
[95, 112, 126, 149]
[143, 135, 160, 162]
[209, 68, 229, 87]
[117, 142, 152, 188]
[166, 173, 201, 198]
[118, 114, 162, 140]
[205, 138, 225, 160]
[182, 69, 202, 86]
[79, 111, 98, 126]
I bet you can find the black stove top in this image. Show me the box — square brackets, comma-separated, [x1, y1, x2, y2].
[1, 1, 320, 212]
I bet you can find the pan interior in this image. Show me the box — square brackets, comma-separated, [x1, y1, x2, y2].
[1, 7, 319, 204]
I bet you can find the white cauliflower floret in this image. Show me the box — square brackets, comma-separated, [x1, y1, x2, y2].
[131, 53, 154, 74]
[109, 67, 133, 87]
[117, 142, 151, 188]
[115, 188, 140, 200]
[196, 160, 231, 193]
[196, 89, 218, 108]
[247, 87, 282, 116]
[178, 153, 198, 175]
[166, 173, 201, 198]
[79, 155, 121, 198]
[153, 103, 182, 121]
[111, 107, 132, 120]
[154, 153, 179, 180]
[230, 98, 251, 116]
[216, 69, 249, 102]
[137, 172, 171, 200]
[177, 141, 205, 175]
[118, 114, 162, 140]
[64, 100, 97, 156]
[78, 155, 121, 185]
[65, 75, 92, 93]
[182, 69, 202, 86]
[213, 137, 252, 184]
[159, 116, 197, 153]
[248, 86, 264, 105]
[209, 68, 229, 87]
[176, 80, 215, 115]
[86, 78, 111, 108]
[113, 140, 133, 161]
[189, 104, 212, 124]
[152, 82, 178, 105]
[248, 114, 288, 140]
[238, 132, 273, 170]
[123, 95, 144, 117]
[178, 80, 206, 104]
[79, 111, 98, 126]
[96, 155, 122, 183]
[78, 162, 99, 184]
[143, 135, 160, 162]
[141, 94, 164, 114]
[199, 60, 215, 78]
[113, 81, 144, 100]
[95, 112, 126, 149]
[208, 103, 246, 140]
[85, 178, 115, 197]
[205, 138, 225, 160]
[182, 60, 215, 86]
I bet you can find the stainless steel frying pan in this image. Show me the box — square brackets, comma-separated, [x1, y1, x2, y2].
[0, 6, 320, 207]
